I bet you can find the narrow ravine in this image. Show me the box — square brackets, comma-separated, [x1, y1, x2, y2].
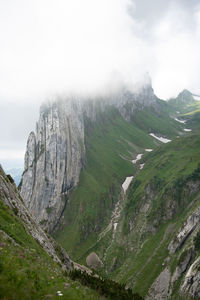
[102, 152, 145, 263]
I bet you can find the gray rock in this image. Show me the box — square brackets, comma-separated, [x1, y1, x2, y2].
[168, 207, 200, 254]
[181, 256, 200, 297]
[171, 249, 193, 283]
[86, 252, 103, 269]
[21, 98, 85, 232]
[146, 268, 171, 300]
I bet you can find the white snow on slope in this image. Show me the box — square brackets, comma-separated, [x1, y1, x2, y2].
[174, 117, 187, 124]
[132, 154, 143, 164]
[145, 149, 153, 152]
[122, 176, 133, 193]
[184, 128, 192, 132]
[149, 133, 171, 143]
[140, 163, 145, 170]
[114, 223, 118, 231]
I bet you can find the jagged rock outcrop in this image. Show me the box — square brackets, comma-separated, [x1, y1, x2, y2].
[168, 206, 200, 254]
[21, 98, 85, 232]
[146, 268, 171, 300]
[181, 256, 200, 297]
[171, 248, 193, 283]
[146, 204, 200, 299]
[21, 82, 156, 232]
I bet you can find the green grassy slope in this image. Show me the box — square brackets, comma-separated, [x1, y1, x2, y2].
[54, 102, 182, 261]
[54, 94, 200, 298]
[0, 167, 105, 300]
[0, 198, 103, 300]
[100, 101, 200, 298]
[130, 100, 182, 137]
[105, 133, 200, 295]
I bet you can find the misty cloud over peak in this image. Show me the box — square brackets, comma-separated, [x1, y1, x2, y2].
[1, 0, 200, 162]
[1, 0, 200, 103]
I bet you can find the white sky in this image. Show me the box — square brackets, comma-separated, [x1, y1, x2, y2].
[0, 0, 200, 164]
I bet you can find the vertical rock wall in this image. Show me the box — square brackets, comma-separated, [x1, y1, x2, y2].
[21, 99, 85, 232]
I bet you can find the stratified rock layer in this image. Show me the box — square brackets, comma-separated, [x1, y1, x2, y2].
[21, 98, 85, 232]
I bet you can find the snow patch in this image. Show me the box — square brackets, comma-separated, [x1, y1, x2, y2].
[132, 154, 143, 164]
[145, 149, 153, 152]
[113, 223, 118, 231]
[140, 163, 145, 170]
[174, 117, 187, 124]
[122, 176, 133, 193]
[149, 133, 171, 143]
[184, 128, 192, 132]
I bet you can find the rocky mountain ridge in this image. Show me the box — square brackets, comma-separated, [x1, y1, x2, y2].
[21, 83, 156, 232]
[19, 82, 200, 299]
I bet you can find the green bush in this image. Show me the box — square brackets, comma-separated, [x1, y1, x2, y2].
[7, 174, 14, 184]
[194, 231, 200, 251]
[69, 269, 143, 300]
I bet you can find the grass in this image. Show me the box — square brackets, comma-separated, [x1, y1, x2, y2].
[0, 198, 103, 299]
[54, 96, 200, 298]
[54, 102, 183, 260]
[54, 107, 156, 258]
[103, 129, 200, 296]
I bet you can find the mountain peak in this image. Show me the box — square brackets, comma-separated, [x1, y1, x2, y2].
[177, 89, 194, 102]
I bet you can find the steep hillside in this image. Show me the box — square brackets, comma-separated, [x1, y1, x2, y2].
[54, 92, 200, 299]
[102, 133, 200, 298]
[20, 83, 159, 233]
[0, 165, 106, 299]
[53, 98, 183, 259]
[20, 85, 200, 299]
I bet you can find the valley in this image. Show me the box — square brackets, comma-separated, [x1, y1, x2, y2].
[1, 86, 200, 299]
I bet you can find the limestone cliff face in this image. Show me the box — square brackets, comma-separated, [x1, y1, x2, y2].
[21, 98, 85, 232]
[21, 83, 156, 232]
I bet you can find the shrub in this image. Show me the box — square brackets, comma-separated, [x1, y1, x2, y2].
[69, 269, 143, 300]
[194, 231, 200, 251]
[7, 174, 14, 184]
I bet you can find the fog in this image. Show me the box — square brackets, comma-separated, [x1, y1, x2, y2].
[0, 0, 200, 162]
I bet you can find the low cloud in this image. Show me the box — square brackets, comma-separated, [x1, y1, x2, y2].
[0, 0, 200, 102]
[0, 0, 200, 161]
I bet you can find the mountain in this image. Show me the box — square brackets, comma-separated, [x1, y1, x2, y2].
[1, 164, 144, 299]
[0, 164, 96, 299]
[20, 81, 200, 299]
[20, 82, 160, 233]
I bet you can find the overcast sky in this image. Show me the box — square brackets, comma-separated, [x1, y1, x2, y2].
[0, 0, 200, 166]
